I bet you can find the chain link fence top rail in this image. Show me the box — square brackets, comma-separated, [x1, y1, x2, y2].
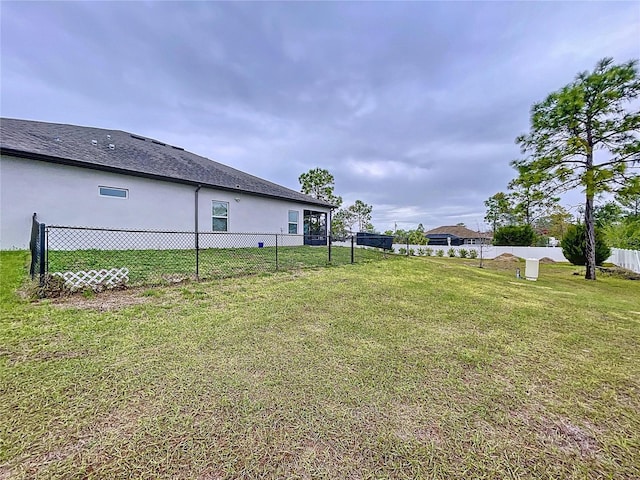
[44, 226, 391, 288]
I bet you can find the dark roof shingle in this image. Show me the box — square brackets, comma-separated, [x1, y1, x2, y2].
[0, 118, 334, 208]
[424, 225, 492, 239]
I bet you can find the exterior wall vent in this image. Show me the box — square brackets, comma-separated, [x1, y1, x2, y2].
[108, 143, 115, 150]
[107, 134, 111, 140]
[91, 139, 98, 146]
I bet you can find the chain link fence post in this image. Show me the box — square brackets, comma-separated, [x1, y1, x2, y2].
[38, 223, 46, 286]
[275, 234, 279, 271]
[351, 235, 355, 264]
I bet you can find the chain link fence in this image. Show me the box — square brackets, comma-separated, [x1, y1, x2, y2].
[33, 225, 395, 292]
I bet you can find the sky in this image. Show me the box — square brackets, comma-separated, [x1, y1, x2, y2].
[1, 1, 639, 232]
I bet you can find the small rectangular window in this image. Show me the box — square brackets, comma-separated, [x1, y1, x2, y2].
[212, 200, 229, 231]
[99, 186, 128, 198]
[288, 210, 299, 234]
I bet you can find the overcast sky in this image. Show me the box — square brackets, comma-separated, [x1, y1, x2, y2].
[2, 2, 639, 232]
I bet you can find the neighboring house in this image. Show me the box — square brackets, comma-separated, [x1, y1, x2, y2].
[0, 118, 333, 249]
[424, 225, 492, 246]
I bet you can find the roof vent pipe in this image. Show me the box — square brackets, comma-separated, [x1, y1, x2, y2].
[108, 143, 115, 150]
[91, 139, 98, 146]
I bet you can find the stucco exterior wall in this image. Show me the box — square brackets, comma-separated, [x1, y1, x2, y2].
[0, 155, 328, 249]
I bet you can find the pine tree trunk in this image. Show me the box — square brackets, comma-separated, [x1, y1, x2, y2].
[584, 130, 596, 280]
[584, 194, 596, 280]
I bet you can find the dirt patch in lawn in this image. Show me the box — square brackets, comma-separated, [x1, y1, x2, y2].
[47, 288, 153, 311]
[514, 411, 600, 457]
[493, 253, 520, 262]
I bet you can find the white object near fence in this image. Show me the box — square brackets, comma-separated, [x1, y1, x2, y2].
[525, 258, 539, 281]
[52, 267, 129, 290]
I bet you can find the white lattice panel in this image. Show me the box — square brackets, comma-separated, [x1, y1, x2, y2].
[52, 268, 129, 290]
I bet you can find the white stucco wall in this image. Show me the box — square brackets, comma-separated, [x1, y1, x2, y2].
[0, 155, 329, 249]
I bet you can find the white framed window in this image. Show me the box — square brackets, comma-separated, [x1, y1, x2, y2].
[99, 186, 128, 198]
[288, 210, 299, 234]
[212, 200, 229, 231]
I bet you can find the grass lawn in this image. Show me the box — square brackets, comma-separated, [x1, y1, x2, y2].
[46, 245, 384, 285]
[1, 251, 639, 479]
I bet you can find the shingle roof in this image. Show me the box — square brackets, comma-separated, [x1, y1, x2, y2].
[0, 118, 334, 208]
[424, 225, 492, 239]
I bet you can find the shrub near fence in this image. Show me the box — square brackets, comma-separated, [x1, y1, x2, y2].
[35, 225, 390, 291]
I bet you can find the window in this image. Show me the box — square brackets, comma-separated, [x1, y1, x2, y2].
[288, 210, 299, 234]
[212, 201, 228, 231]
[99, 186, 128, 198]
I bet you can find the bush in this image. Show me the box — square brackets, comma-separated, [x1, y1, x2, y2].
[436, 249, 444, 257]
[458, 248, 468, 258]
[447, 248, 456, 257]
[398, 247, 407, 255]
[469, 249, 478, 259]
[417, 248, 425, 256]
[425, 248, 433, 257]
[605, 217, 640, 249]
[408, 248, 415, 256]
[493, 225, 535, 246]
[561, 224, 611, 266]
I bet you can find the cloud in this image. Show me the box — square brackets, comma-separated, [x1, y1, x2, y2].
[2, 1, 638, 232]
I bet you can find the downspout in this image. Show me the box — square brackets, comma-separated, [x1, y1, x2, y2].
[195, 185, 202, 279]
[328, 207, 333, 263]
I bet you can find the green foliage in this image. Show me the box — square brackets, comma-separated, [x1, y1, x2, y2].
[331, 208, 355, 237]
[347, 200, 373, 232]
[561, 224, 611, 266]
[398, 247, 407, 255]
[494, 225, 535, 246]
[604, 216, 640, 249]
[512, 57, 640, 279]
[508, 177, 560, 225]
[484, 192, 514, 234]
[436, 249, 444, 257]
[417, 247, 426, 256]
[388, 226, 427, 245]
[408, 228, 428, 245]
[616, 176, 640, 217]
[469, 249, 478, 259]
[534, 206, 574, 240]
[458, 248, 468, 258]
[408, 248, 415, 256]
[82, 288, 95, 299]
[447, 248, 456, 257]
[594, 202, 623, 228]
[425, 248, 433, 256]
[299, 168, 342, 207]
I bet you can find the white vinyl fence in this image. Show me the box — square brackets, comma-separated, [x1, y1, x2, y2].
[608, 248, 640, 274]
[356, 242, 640, 273]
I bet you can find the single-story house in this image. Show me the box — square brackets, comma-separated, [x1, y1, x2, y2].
[0, 118, 334, 249]
[424, 225, 492, 246]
